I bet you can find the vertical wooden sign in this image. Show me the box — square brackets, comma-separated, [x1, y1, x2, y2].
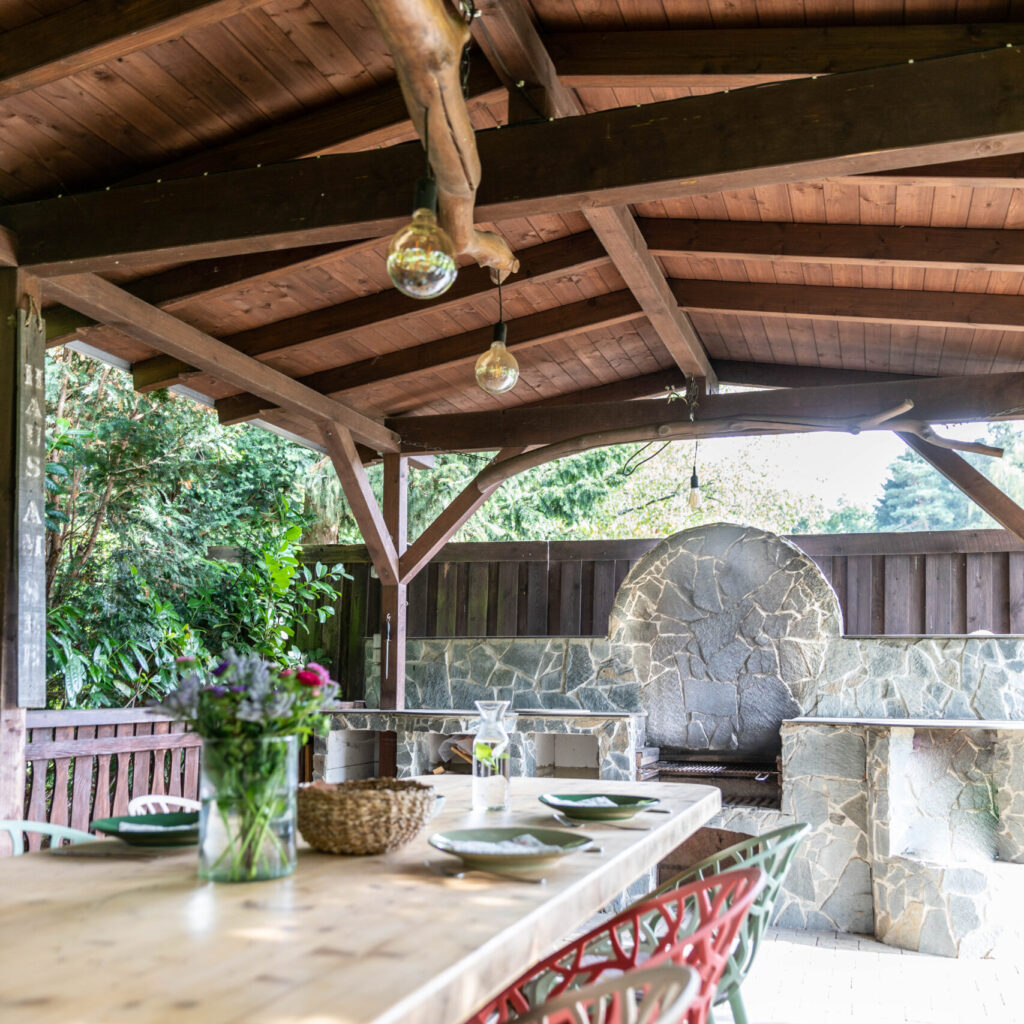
[15, 307, 46, 707]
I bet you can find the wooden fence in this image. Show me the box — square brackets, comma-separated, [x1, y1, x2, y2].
[22, 709, 200, 851]
[215, 529, 1024, 699]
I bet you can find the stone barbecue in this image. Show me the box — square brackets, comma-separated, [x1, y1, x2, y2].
[323, 522, 1024, 958]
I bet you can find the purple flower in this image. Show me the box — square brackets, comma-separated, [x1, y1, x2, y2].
[211, 661, 231, 677]
[229, 685, 247, 693]
[203, 685, 228, 697]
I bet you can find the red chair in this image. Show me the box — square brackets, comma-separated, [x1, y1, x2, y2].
[466, 866, 765, 1024]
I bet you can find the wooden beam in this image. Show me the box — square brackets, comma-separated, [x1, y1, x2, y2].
[669, 278, 1024, 333]
[900, 432, 1024, 542]
[11, 46, 1024, 273]
[215, 290, 642, 426]
[42, 275, 400, 453]
[131, 230, 609, 393]
[712, 361, 925, 390]
[321, 424, 399, 585]
[399, 449, 524, 583]
[0, 227, 15, 268]
[548, 24, 1024, 86]
[791, 528, 1024, 557]
[45, 242, 352, 347]
[0, 0, 271, 100]
[380, 454, 408, 712]
[851, 153, 1024, 189]
[642, 219, 1024, 274]
[390, 372, 1024, 451]
[523, 370, 688, 408]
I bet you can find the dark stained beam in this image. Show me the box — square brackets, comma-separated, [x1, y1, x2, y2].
[132, 230, 609, 393]
[713, 361, 925, 389]
[215, 291, 642, 425]
[851, 153, 1024, 188]
[670, 279, 1024, 333]
[43, 275, 400, 453]
[549, 24, 1024, 86]
[641, 219, 1024, 274]
[117, 64, 503, 186]
[390, 372, 1024, 452]
[900, 432, 1024, 542]
[45, 242, 351, 346]
[9, 46, 1024, 273]
[522, 370, 688, 408]
[0, 0, 271, 100]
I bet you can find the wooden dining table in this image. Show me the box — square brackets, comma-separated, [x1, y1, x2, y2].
[0, 775, 720, 1024]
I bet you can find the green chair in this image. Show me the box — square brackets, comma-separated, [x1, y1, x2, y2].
[649, 823, 811, 1024]
[0, 820, 100, 856]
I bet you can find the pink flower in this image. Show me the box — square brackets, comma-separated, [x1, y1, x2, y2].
[296, 670, 323, 688]
[303, 662, 333, 686]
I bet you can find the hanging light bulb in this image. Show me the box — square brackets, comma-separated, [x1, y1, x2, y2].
[387, 176, 457, 299]
[688, 441, 702, 510]
[475, 279, 519, 394]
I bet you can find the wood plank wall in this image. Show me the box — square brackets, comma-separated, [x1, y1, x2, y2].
[235, 530, 1024, 698]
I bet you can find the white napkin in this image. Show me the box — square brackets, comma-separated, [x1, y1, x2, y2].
[447, 834, 565, 856]
[118, 821, 196, 833]
[550, 796, 618, 808]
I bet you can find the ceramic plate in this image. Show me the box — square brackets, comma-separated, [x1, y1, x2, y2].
[539, 793, 660, 821]
[428, 827, 592, 871]
[90, 812, 200, 847]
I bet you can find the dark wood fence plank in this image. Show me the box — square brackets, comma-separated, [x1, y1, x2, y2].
[966, 553, 992, 633]
[925, 555, 953, 634]
[558, 560, 584, 636]
[1010, 553, 1024, 632]
[592, 560, 617, 635]
[525, 561, 548, 635]
[466, 563, 489, 636]
[496, 562, 519, 635]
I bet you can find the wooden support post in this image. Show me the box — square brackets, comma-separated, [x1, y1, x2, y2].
[900, 433, 1024, 542]
[0, 268, 44, 847]
[378, 455, 409, 776]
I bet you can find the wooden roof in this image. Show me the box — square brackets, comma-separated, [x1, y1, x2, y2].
[4, 0, 1024, 454]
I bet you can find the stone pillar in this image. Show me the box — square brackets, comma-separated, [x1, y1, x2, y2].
[994, 732, 1024, 863]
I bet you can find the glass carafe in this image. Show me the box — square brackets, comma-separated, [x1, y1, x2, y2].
[472, 700, 511, 812]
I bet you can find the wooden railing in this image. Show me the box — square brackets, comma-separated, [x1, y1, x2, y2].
[22, 709, 200, 851]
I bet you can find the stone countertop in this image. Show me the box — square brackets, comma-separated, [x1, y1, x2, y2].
[785, 717, 1024, 731]
[329, 707, 646, 720]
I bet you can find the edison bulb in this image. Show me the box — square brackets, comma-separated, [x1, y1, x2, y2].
[688, 470, 703, 510]
[475, 324, 519, 394]
[386, 179, 457, 299]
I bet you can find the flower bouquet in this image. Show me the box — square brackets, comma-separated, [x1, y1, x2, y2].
[156, 650, 338, 882]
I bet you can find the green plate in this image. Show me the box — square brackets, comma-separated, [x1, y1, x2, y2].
[90, 812, 199, 847]
[539, 793, 660, 821]
[428, 827, 592, 871]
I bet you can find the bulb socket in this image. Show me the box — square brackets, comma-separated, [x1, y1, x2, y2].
[690, 470, 699, 489]
[413, 177, 439, 214]
[492, 321, 508, 344]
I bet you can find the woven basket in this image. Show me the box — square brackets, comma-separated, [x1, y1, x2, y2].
[297, 779, 436, 855]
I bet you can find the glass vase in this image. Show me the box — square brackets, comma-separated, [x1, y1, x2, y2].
[199, 735, 297, 882]
[472, 700, 512, 813]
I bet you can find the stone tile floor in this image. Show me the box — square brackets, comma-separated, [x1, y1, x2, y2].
[712, 928, 1023, 1024]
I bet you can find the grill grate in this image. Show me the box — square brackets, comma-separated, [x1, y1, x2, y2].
[654, 761, 777, 780]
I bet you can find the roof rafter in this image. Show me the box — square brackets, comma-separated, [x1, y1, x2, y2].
[43, 274, 400, 453]
[10, 46, 1024, 274]
[0, 0, 272, 100]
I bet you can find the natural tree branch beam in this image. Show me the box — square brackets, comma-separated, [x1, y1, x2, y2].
[131, 230, 609, 393]
[42, 275, 400, 454]
[398, 448, 525, 584]
[668, 278, 1024, 333]
[548, 24, 1024, 87]
[10, 46, 1024, 273]
[0, 0, 271, 100]
[641, 219, 1024, 274]
[45, 242, 354, 347]
[389, 372, 1024, 452]
[321, 424, 399, 586]
[900, 432, 1024, 542]
[214, 291, 642, 425]
[471, 0, 714, 382]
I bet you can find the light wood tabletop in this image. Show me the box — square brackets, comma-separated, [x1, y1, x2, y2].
[0, 775, 720, 1024]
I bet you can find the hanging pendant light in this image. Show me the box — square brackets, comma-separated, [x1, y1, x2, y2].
[688, 441, 703, 510]
[475, 279, 519, 394]
[386, 114, 457, 299]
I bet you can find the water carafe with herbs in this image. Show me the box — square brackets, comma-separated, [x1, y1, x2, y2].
[472, 699, 511, 812]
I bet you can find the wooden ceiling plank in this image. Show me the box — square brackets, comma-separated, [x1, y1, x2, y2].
[0, 0, 273, 100]
[321, 422, 399, 585]
[669, 278, 1024, 333]
[10, 45, 1024, 273]
[547, 24, 1024, 86]
[42, 274, 400, 454]
[214, 291, 643, 425]
[131, 230, 609, 392]
[473, 0, 715, 383]
[389, 372, 1024, 451]
[641, 218, 1024, 273]
[900, 431, 1024, 542]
